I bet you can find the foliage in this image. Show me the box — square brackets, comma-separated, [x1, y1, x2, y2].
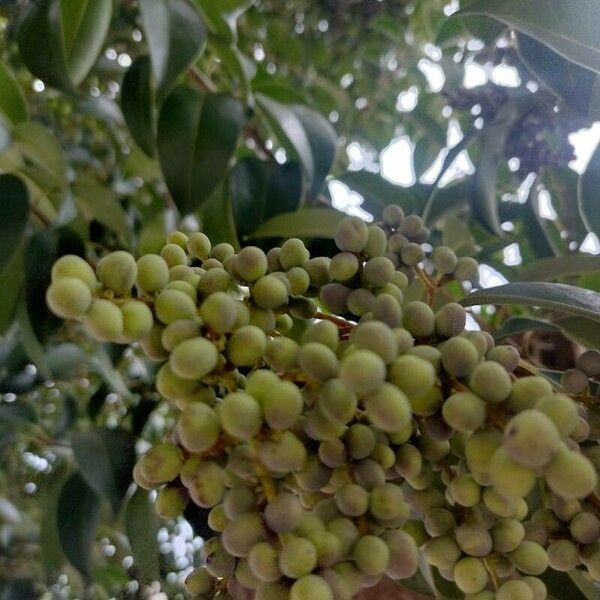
[0, 0, 600, 598]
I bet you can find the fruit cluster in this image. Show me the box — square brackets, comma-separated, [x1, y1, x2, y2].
[46, 208, 600, 600]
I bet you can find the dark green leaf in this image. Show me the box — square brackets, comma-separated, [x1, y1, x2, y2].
[16, 0, 72, 91]
[290, 104, 336, 195]
[139, 0, 206, 102]
[339, 171, 418, 214]
[518, 255, 600, 282]
[493, 316, 562, 341]
[247, 207, 346, 239]
[121, 55, 156, 156]
[421, 179, 471, 225]
[230, 158, 304, 239]
[442, 216, 476, 256]
[0, 174, 28, 272]
[72, 427, 136, 516]
[59, 0, 112, 85]
[459, 0, 600, 73]
[0, 60, 28, 124]
[256, 94, 314, 182]
[125, 488, 160, 584]
[518, 33, 600, 117]
[437, 14, 505, 46]
[540, 569, 591, 600]
[57, 471, 101, 582]
[24, 227, 85, 341]
[578, 142, 600, 236]
[461, 282, 600, 322]
[157, 87, 245, 214]
[413, 137, 442, 177]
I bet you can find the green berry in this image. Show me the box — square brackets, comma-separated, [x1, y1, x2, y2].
[218, 392, 262, 440]
[504, 410, 560, 467]
[280, 238, 310, 269]
[508, 376, 553, 412]
[235, 246, 268, 281]
[170, 337, 218, 380]
[561, 368, 589, 394]
[156, 486, 188, 520]
[434, 302, 466, 338]
[577, 349, 600, 377]
[264, 493, 303, 533]
[432, 246, 457, 274]
[508, 541, 549, 575]
[252, 274, 289, 309]
[155, 289, 197, 324]
[298, 342, 339, 382]
[453, 558, 488, 594]
[83, 298, 123, 341]
[365, 383, 411, 433]
[535, 394, 579, 437]
[200, 291, 238, 333]
[187, 232, 211, 259]
[227, 325, 266, 366]
[177, 402, 220, 453]
[544, 446, 597, 499]
[389, 354, 436, 397]
[334, 216, 369, 252]
[469, 361, 512, 403]
[490, 447, 536, 498]
[120, 300, 153, 342]
[290, 575, 333, 600]
[46, 277, 92, 318]
[340, 349, 386, 396]
[97, 251, 137, 295]
[403, 301, 434, 338]
[442, 392, 486, 433]
[497, 580, 533, 600]
[51, 254, 97, 290]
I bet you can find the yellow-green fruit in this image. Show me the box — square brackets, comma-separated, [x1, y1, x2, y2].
[279, 537, 318, 578]
[169, 337, 219, 380]
[535, 394, 579, 437]
[218, 392, 262, 439]
[161, 319, 200, 351]
[167, 231, 189, 248]
[453, 558, 488, 594]
[46, 277, 92, 318]
[185, 567, 214, 595]
[353, 535, 390, 576]
[120, 300, 154, 342]
[544, 446, 597, 499]
[96, 251, 137, 295]
[365, 383, 412, 433]
[503, 410, 561, 467]
[248, 541, 282, 583]
[156, 486, 188, 519]
[508, 541, 549, 575]
[160, 243, 188, 267]
[340, 349, 386, 396]
[83, 298, 124, 341]
[136, 254, 169, 293]
[165, 279, 197, 302]
[156, 363, 198, 400]
[200, 291, 238, 333]
[177, 402, 220, 453]
[187, 232, 211, 259]
[155, 289, 197, 324]
[139, 442, 183, 486]
[181, 458, 226, 508]
[469, 361, 512, 403]
[508, 376, 553, 412]
[227, 325, 267, 366]
[496, 580, 533, 600]
[389, 354, 436, 397]
[489, 447, 536, 498]
[221, 512, 267, 557]
[51, 254, 97, 290]
[290, 575, 333, 600]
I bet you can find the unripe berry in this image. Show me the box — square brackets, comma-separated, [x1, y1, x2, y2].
[170, 337, 218, 380]
[403, 301, 434, 338]
[235, 246, 268, 281]
[97, 251, 137, 295]
[84, 298, 124, 341]
[280, 238, 310, 269]
[46, 277, 92, 318]
[227, 325, 266, 366]
[120, 300, 153, 342]
[334, 216, 369, 252]
[51, 254, 97, 290]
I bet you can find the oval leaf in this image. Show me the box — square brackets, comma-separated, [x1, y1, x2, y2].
[0, 60, 28, 125]
[461, 282, 600, 322]
[0, 174, 29, 272]
[60, 0, 112, 85]
[257, 94, 315, 182]
[158, 87, 245, 215]
[556, 316, 600, 350]
[139, 0, 206, 101]
[125, 488, 160, 584]
[493, 316, 562, 341]
[72, 427, 136, 516]
[578, 141, 600, 236]
[458, 0, 600, 73]
[291, 104, 336, 195]
[518, 255, 600, 282]
[57, 471, 101, 582]
[247, 207, 346, 239]
[121, 55, 156, 156]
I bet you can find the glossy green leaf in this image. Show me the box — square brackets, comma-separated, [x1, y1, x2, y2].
[578, 142, 600, 236]
[121, 55, 156, 156]
[73, 176, 130, 241]
[24, 227, 85, 341]
[338, 170, 418, 214]
[17, 0, 111, 90]
[16, 0, 72, 91]
[437, 14, 505, 46]
[157, 86, 245, 215]
[459, 0, 600, 73]
[125, 488, 160, 584]
[59, 0, 112, 85]
[72, 427, 136, 516]
[139, 0, 206, 102]
[231, 158, 304, 238]
[461, 282, 600, 322]
[518, 33, 600, 117]
[247, 207, 346, 239]
[493, 316, 562, 341]
[0, 174, 29, 272]
[0, 61, 28, 125]
[540, 569, 591, 600]
[568, 568, 600, 599]
[518, 255, 600, 282]
[57, 471, 101, 582]
[256, 94, 314, 182]
[291, 104, 337, 195]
